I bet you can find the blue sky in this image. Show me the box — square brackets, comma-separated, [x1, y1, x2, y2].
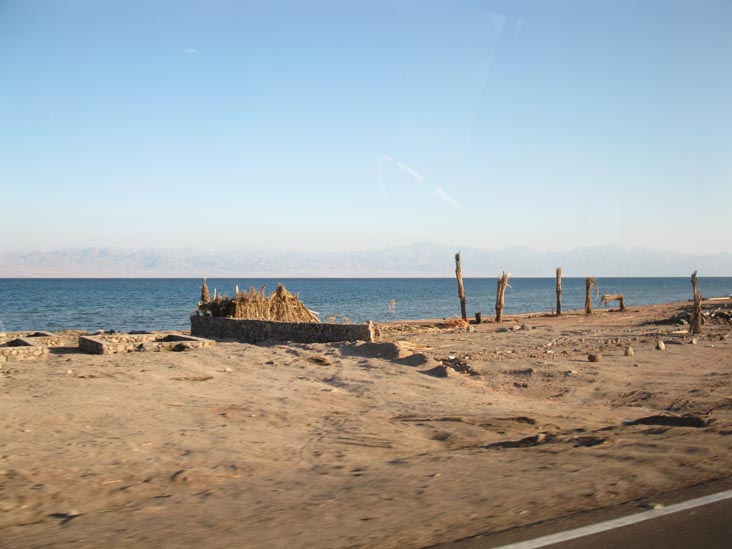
[1, 0, 730, 254]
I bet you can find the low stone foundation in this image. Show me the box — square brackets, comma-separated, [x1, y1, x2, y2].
[191, 316, 376, 344]
[79, 333, 216, 355]
[0, 338, 49, 363]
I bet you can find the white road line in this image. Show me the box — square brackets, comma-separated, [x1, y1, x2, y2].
[496, 489, 732, 549]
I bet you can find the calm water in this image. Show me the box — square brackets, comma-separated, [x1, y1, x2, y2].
[1, 278, 731, 333]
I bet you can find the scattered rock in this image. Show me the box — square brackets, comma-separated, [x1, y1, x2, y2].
[625, 346, 634, 356]
[656, 341, 666, 351]
[625, 414, 708, 428]
[420, 365, 451, 378]
[508, 367, 534, 376]
[224, 367, 233, 373]
[588, 354, 602, 363]
[484, 432, 556, 449]
[690, 338, 698, 345]
[439, 356, 479, 376]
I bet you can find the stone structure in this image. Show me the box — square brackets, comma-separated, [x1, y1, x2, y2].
[79, 333, 215, 355]
[0, 337, 49, 363]
[191, 316, 376, 344]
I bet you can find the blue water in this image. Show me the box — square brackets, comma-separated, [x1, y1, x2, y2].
[1, 278, 731, 333]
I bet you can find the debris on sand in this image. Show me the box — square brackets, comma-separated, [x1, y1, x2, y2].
[440, 355, 480, 376]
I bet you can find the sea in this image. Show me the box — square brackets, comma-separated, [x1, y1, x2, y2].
[1, 277, 731, 333]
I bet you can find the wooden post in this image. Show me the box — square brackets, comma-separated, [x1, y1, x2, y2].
[495, 271, 511, 322]
[556, 267, 562, 316]
[455, 252, 467, 321]
[690, 271, 703, 335]
[585, 277, 598, 315]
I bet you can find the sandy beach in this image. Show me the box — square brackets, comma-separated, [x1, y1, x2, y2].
[1, 300, 731, 548]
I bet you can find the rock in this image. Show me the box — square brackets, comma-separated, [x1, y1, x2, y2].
[588, 354, 602, 363]
[625, 346, 634, 356]
[420, 364, 450, 378]
[656, 340, 666, 351]
[224, 367, 233, 373]
[690, 338, 698, 345]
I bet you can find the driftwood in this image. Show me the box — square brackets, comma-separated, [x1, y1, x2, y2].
[585, 277, 599, 315]
[690, 271, 703, 335]
[495, 271, 511, 322]
[555, 267, 562, 316]
[600, 294, 625, 311]
[455, 252, 467, 321]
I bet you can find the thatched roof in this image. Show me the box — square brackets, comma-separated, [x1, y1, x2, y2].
[198, 284, 320, 323]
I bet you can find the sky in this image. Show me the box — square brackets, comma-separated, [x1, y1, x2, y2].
[1, 0, 730, 255]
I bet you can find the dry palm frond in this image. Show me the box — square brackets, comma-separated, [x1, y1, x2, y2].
[446, 317, 469, 329]
[200, 278, 210, 305]
[200, 284, 320, 323]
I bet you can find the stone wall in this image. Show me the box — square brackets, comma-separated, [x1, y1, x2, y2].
[191, 316, 376, 344]
[0, 331, 63, 348]
[79, 333, 215, 355]
[0, 339, 49, 363]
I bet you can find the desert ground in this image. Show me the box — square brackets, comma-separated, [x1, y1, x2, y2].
[1, 299, 731, 548]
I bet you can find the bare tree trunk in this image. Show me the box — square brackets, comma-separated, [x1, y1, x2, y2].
[495, 271, 511, 322]
[556, 267, 562, 316]
[690, 271, 703, 335]
[455, 252, 467, 321]
[585, 277, 598, 315]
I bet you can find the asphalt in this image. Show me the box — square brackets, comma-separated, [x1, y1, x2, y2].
[429, 477, 732, 549]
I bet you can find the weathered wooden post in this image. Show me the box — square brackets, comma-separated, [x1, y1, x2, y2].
[556, 267, 562, 316]
[495, 271, 511, 322]
[455, 252, 467, 321]
[690, 271, 703, 335]
[584, 277, 598, 315]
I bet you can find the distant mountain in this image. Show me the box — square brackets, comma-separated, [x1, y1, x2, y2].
[1, 243, 731, 277]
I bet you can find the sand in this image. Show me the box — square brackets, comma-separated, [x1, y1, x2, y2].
[1, 300, 731, 548]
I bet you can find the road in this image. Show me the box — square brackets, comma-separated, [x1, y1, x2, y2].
[431, 483, 732, 549]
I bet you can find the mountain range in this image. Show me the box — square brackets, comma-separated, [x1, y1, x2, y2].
[1, 243, 731, 278]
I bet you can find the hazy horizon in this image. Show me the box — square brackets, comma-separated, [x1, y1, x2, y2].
[3, 242, 731, 278]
